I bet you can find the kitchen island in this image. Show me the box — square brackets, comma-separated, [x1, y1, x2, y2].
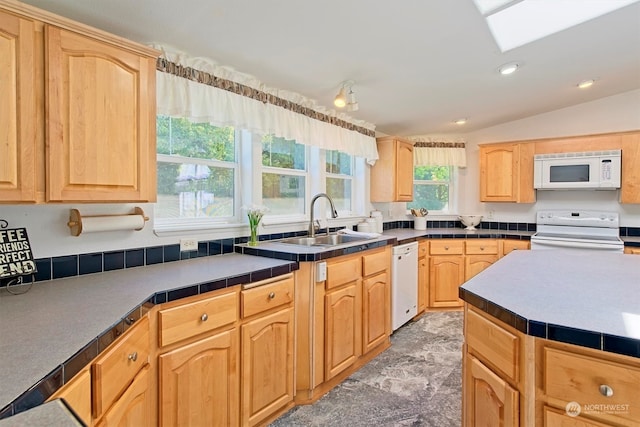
[460, 250, 640, 426]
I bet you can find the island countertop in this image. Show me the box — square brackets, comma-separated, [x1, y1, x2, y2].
[460, 250, 640, 357]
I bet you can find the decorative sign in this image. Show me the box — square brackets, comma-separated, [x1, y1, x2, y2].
[0, 227, 37, 279]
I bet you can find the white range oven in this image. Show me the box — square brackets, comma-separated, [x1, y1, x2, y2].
[530, 210, 624, 253]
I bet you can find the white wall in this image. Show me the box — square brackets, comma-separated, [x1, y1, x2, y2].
[3, 90, 639, 259]
[459, 89, 640, 227]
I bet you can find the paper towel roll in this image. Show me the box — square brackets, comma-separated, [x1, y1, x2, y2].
[68, 208, 148, 236]
[81, 215, 146, 233]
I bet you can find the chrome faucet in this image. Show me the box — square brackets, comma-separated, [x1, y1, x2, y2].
[309, 193, 338, 237]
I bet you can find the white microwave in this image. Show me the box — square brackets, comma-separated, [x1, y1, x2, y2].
[533, 150, 621, 190]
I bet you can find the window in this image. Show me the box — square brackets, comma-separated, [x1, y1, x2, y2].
[261, 135, 307, 216]
[156, 116, 237, 222]
[325, 150, 353, 214]
[408, 166, 453, 212]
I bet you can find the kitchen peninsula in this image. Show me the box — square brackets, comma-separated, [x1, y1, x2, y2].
[460, 250, 640, 426]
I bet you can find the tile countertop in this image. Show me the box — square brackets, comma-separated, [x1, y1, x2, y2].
[381, 227, 534, 243]
[0, 253, 298, 417]
[460, 250, 640, 358]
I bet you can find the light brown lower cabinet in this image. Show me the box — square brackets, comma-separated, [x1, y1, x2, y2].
[241, 307, 294, 426]
[158, 328, 239, 427]
[429, 255, 465, 308]
[325, 281, 361, 380]
[624, 246, 640, 255]
[47, 368, 92, 426]
[464, 354, 518, 427]
[464, 303, 640, 426]
[362, 271, 389, 353]
[95, 364, 152, 427]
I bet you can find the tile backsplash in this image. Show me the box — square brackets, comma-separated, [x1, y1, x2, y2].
[3, 221, 636, 287]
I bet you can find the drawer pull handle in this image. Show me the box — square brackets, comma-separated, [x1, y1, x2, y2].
[268, 292, 276, 299]
[599, 384, 614, 397]
[128, 352, 138, 362]
[201, 313, 208, 322]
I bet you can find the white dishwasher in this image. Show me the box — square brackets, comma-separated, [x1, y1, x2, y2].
[391, 241, 418, 331]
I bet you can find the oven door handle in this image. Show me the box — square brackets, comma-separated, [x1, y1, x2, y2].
[531, 239, 621, 251]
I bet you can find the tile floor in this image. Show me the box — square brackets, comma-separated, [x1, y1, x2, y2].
[271, 311, 463, 427]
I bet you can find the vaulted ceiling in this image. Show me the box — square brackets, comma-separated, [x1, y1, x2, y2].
[22, 0, 640, 136]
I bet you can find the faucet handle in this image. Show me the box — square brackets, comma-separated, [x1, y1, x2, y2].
[314, 219, 321, 233]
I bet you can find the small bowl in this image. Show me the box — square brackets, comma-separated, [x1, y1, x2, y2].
[459, 215, 483, 231]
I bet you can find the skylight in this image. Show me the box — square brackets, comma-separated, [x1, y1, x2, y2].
[473, 0, 640, 52]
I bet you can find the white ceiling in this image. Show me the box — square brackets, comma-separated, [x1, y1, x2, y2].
[21, 0, 640, 136]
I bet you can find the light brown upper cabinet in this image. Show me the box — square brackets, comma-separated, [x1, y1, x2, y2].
[370, 136, 414, 202]
[46, 26, 157, 202]
[0, 1, 159, 203]
[620, 132, 640, 204]
[479, 142, 535, 203]
[0, 9, 38, 202]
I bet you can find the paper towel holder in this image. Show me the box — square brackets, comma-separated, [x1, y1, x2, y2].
[67, 207, 149, 236]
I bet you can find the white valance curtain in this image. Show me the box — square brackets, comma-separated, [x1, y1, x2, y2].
[154, 46, 379, 164]
[411, 138, 467, 168]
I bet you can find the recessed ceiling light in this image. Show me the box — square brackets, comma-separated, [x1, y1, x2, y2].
[454, 118, 468, 125]
[499, 63, 519, 75]
[577, 79, 595, 89]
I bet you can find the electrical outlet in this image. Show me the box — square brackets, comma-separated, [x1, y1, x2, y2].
[488, 210, 495, 220]
[180, 238, 198, 252]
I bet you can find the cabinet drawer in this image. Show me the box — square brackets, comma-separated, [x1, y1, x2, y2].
[429, 240, 464, 255]
[544, 406, 610, 426]
[466, 308, 519, 382]
[362, 248, 389, 277]
[543, 347, 640, 423]
[93, 315, 150, 419]
[326, 256, 361, 290]
[158, 290, 238, 347]
[465, 239, 499, 255]
[502, 239, 530, 255]
[242, 274, 294, 318]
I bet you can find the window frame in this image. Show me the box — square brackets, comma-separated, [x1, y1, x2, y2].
[154, 118, 241, 231]
[408, 165, 458, 215]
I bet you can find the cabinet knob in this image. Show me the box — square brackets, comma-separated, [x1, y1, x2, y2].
[444, 246, 449, 250]
[128, 352, 138, 362]
[268, 292, 276, 299]
[599, 384, 614, 397]
[201, 313, 208, 322]
[480, 247, 485, 251]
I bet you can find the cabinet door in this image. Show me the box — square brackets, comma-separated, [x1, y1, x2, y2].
[241, 308, 294, 427]
[95, 364, 152, 427]
[396, 140, 414, 201]
[417, 255, 428, 314]
[480, 144, 518, 202]
[620, 132, 640, 204]
[325, 282, 361, 380]
[159, 328, 239, 427]
[464, 355, 518, 427]
[0, 11, 38, 202]
[48, 368, 92, 426]
[465, 254, 499, 281]
[362, 272, 389, 354]
[429, 256, 464, 308]
[625, 247, 640, 255]
[480, 143, 534, 203]
[45, 26, 156, 202]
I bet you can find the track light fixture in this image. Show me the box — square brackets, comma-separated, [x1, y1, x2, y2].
[334, 80, 358, 111]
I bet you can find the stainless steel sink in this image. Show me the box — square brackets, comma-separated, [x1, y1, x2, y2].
[278, 233, 371, 246]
